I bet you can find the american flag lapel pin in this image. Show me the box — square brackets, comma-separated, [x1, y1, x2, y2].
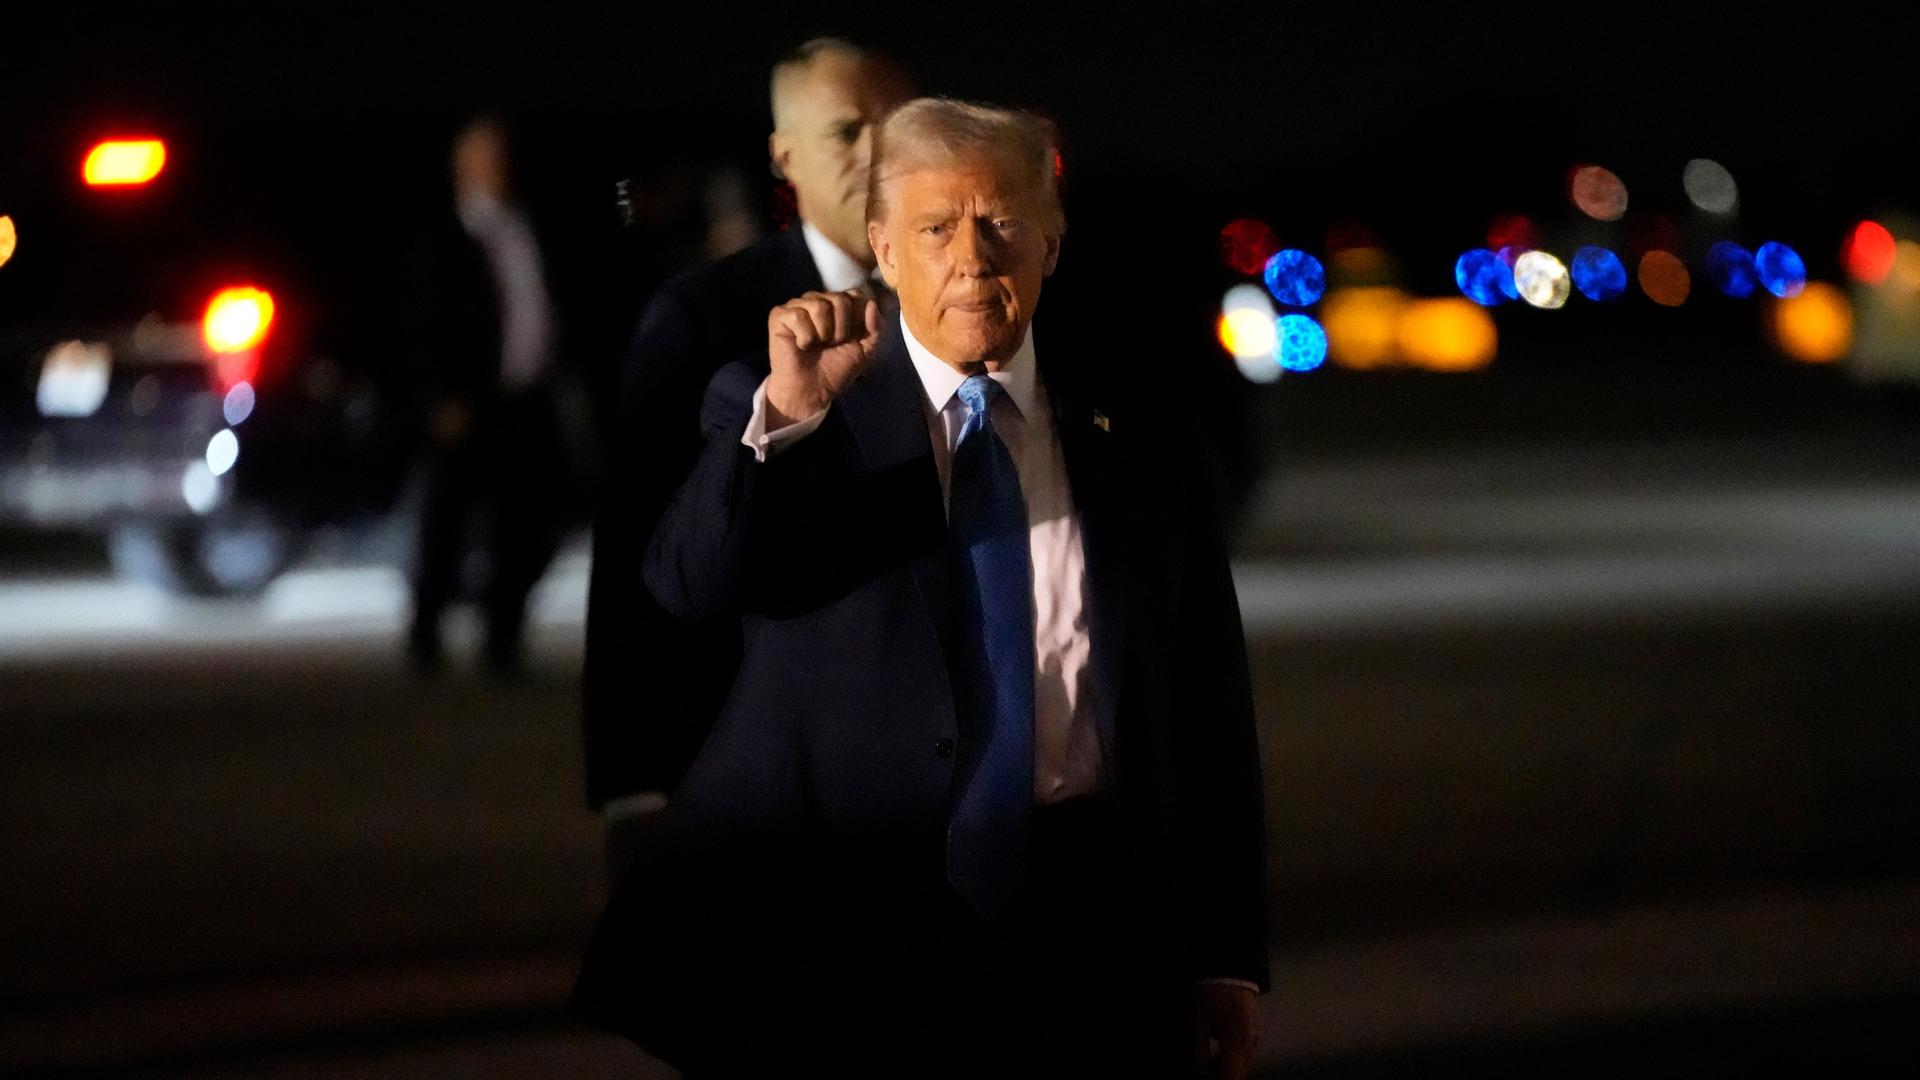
[1092, 409, 1110, 433]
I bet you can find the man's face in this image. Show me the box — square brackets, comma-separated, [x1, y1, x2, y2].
[771, 54, 911, 263]
[452, 124, 509, 204]
[869, 155, 1061, 371]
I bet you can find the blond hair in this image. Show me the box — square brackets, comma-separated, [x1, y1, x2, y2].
[866, 98, 1064, 235]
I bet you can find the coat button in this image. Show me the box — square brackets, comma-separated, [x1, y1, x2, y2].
[934, 737, 955, 758]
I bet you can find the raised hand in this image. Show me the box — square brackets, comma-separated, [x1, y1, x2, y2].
[765, 288, 882, 430]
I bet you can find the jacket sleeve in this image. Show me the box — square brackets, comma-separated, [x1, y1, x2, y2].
[1175, 454, 1272, 991]
[641, 360, 854, 623]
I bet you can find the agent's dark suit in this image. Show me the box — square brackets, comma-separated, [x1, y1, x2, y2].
[582, 226, 823, 807]
[571, 305, 1268, 1077]
[408, 208, 571, 670]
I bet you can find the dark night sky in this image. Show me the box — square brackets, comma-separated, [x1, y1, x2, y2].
[12, 4, 1901, 170]
[5, 3, 1907, 303]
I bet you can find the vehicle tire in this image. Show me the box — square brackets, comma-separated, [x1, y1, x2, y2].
[108, 512, 300, 597]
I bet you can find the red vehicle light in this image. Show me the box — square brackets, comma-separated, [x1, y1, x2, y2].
[83, 139, 168, 186]
[204, 286, 275, 387]
[203, 286, 275, 354]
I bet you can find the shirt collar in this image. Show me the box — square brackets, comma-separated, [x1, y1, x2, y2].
[899, 314, 1039, 423]
[799, 221, 871, 293]
[456, 194, 511, 238]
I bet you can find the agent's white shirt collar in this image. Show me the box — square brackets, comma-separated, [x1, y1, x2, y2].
[900, 314, 1039, 424]
[800, 221, 871, 294]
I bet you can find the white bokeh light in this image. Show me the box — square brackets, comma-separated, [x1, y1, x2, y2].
[35, 341, 112, 418]
[1234, 352, 1282, 384]
[223, 381, 257, 426]
[1684, 159, 1739, 214]
[182, 463, 221, 514]
[1514, 251, 1571, 309]
[206, 429, 240, 477]
[1222, 284, 1274, 316]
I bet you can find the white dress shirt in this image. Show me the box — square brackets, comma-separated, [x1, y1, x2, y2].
[456, 194, 556, 392]
[800, 221, 871, 293]
[742, 316, 1106, 805]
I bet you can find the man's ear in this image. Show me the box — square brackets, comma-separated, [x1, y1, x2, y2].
[768, 132, 788, 181]
[868, 220, 898, 287]
[1042, 230, 1064, 278]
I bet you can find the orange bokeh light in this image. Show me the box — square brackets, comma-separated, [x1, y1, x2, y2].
[1638, 251, 1691, 307]
[1321, 287, 1409, 369]
[203, 286, 276, 355]
[1398, 298, 1498, 372]
[0, 215, 15, 269]
[1842, 221, 1897, 285]
[83, 139, 168, 186]
[1773, 283, 1852, 364]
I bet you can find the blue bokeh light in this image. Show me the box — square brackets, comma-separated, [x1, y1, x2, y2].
[1756, 242, 1808, 298]
[1276, 313, 1328, 372]
[1706, 242, 1759, 298]
[1455, 249, 1513, 306]
[1264, 249, 1327, 307]
[1570, 247, 1628, 302]
[1495, 246, 1526, 300]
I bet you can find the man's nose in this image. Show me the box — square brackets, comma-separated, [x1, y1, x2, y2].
[952, 219, 993, 276]
[853, 124, 875, 171]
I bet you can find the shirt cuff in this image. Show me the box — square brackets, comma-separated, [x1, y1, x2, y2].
[1197, 977, 1263, 994]
[741, 378, 828, 462]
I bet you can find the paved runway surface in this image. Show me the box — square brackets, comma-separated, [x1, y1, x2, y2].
[6, 415, 1920, 1076]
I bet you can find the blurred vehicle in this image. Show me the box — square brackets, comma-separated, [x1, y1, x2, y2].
[0, 123, 411, 594]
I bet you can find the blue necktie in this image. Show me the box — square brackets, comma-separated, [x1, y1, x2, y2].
[946, 374, 1035, 920]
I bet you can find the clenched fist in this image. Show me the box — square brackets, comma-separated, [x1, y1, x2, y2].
[765, 289, 882, 431]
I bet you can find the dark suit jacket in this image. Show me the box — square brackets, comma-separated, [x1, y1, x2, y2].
[410, 210, 502, 413]
[571, 306, 1269, 1073]
[581, 226, 823, 806]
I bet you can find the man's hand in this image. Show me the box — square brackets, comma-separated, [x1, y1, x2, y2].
[1192, 982, 1261, 1079]
[765, 289, 881, 431]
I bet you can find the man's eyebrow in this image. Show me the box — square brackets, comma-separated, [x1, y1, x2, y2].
[969, 203, 1017, 220]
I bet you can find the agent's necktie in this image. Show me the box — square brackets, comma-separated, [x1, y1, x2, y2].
[945, 374, 1035, 920]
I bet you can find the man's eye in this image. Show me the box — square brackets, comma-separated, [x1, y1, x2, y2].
[923, 224, 947, 236]
[993, 219, 1021, 231]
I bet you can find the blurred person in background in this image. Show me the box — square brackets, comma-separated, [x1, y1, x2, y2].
[581, 37, 915, 870]
[408, 115, 576, 674]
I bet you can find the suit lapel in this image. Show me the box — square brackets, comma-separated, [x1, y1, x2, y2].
[834, 313, 957, 665]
